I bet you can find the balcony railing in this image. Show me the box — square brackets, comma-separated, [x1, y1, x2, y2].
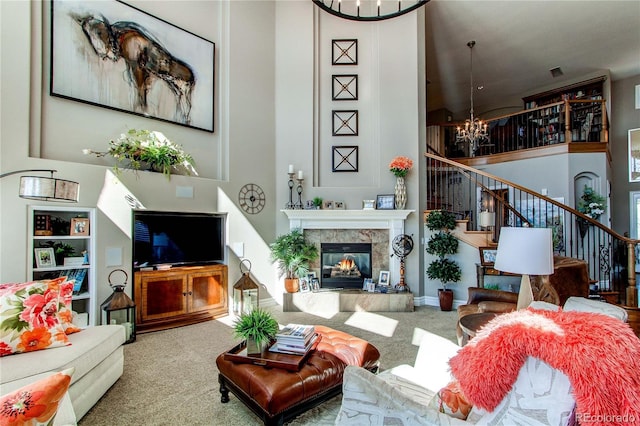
[445, 99, 608, 158]
[425, 152, 638, 308]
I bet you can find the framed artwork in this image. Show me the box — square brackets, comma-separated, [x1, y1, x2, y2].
[629, 128, 640, 182]
[332, 146, 359, 172]
[70, 218, 90, 236]
[363, 278, 373, 291]
[376, 194, 395, 210]
[332, 39, 357, 65]
[363, 200, 375, 210]
[479, 247, 498, 266]
[332, 110, 358, 136]
[310, 278, 320, 292]
[514, 197, 565, 253]
[334, 201, 346, 210]
[299, 278, 310, 293]
[35, 248, 56, 269]
[332, 75, 358, 101]
[51, 0, 215, 132]
[378, 271, 390, 286]
[323, 200, 334, 210]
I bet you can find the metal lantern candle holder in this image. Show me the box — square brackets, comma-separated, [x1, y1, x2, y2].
[233, 259, 259, 315]
[101, 269, 136, 344]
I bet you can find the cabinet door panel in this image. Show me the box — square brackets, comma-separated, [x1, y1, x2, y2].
[189, 270, 225, 312]
[142, 277, 187, 320]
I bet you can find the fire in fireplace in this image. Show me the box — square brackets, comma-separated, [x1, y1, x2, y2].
[321, 243, 372, 289]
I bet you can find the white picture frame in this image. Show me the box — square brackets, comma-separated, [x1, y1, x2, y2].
[378, 270, 390, 286]
[34, 247, 56, 269]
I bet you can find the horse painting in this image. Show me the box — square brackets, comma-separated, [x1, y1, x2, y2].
[73, 13, 195, 126]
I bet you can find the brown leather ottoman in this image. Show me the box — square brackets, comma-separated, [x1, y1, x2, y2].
[216, 325, 380, 425]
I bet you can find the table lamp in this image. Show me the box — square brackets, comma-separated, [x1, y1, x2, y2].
[479, 210, 495, 244]
[493, 227, 553, 309]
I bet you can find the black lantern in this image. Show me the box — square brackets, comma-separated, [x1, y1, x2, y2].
[233, 259, 259, 315]
[101, 269, 136, 344]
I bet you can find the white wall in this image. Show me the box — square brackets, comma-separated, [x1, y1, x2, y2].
[1, 1, 278, 310]
[275, 5, 424, 293]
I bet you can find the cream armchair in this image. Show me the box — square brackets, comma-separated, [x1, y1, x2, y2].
[335, 298, 636, 426]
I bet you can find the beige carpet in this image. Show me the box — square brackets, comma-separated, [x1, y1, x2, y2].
[79, 305, 458, 425]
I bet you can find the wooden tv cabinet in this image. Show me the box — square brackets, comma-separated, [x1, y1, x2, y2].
[134, 264, 228, 333]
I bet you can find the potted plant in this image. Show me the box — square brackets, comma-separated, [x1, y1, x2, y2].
[233, 308, 279, 355]
[425, 210, 462, 311]
[42, 241, 76, 265]
[83, 129, 197, 180]
[269, 229, 318, 293]
[313, 197, 323, 209]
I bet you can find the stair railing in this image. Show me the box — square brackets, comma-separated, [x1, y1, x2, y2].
[425, 152, 638, 307]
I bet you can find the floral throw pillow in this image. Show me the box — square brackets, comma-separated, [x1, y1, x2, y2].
[51, 279, 82, 335]
[0, 280, 70, 356]
[430, 379, 473, 420]
[0, 367, 74, 425]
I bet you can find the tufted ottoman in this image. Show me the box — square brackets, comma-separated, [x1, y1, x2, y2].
[216, 325, 379, 425]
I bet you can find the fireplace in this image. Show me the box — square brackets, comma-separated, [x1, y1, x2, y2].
[321, 243, 372, 289]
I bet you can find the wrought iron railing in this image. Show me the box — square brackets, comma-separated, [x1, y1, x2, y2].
[447, 99, 607, 157]
[425, 152, 638, 307]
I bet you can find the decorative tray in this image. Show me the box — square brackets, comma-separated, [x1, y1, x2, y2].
[223, 334, 321, 372]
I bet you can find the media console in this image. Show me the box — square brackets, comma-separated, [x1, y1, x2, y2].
[134, 264, 228, 333]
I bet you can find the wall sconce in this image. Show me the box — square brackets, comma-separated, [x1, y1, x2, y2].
[0, 169, 79, 202]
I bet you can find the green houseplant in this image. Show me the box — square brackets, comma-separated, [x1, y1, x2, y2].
[425, 210, 461, 311]
[84, 129, 197, 180]
[269, 229, 318, 293]
[233, 308, 279, 355]
[313, 197, 323, 209]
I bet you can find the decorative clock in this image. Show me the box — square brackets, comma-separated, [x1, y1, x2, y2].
[238, 183, 266, 214]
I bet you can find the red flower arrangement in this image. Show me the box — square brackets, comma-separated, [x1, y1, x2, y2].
[389, 156, 413, 178]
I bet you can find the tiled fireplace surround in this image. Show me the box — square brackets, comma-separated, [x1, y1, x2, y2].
[282, 210, 414, 312]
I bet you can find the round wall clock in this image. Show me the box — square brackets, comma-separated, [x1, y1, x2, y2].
[238, 183, 266, 214]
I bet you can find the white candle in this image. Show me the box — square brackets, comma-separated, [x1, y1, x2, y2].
[298, 170, 304, 179]
[288, 164, 294, 173]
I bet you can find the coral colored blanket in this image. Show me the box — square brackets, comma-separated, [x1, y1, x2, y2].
[449, 308, 640, 426]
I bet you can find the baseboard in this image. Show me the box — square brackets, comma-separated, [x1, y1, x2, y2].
[417, 295, 465, 309]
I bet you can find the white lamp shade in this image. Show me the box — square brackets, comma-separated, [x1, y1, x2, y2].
[20, 176, 79, 202]
[479, 211, 495, 227]
[494, 227, 554, 275]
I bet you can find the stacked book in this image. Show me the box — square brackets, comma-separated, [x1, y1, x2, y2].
[270, 324, 317, 355]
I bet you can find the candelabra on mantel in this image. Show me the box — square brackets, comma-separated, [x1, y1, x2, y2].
[285, 165, 305, 209]
[286, 172, 296, 209]
[295, 177, 304, 210]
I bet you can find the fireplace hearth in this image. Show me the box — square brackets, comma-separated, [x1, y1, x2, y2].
[321, 243, 372, 289]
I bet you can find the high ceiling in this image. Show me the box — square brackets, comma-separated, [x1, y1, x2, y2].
[425, 0, 640, 120]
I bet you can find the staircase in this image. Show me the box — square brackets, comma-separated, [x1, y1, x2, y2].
[425, 152, 639, 313]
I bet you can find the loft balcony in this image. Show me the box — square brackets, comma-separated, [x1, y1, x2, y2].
[429, 98, 608, 165]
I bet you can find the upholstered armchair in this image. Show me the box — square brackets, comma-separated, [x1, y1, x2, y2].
[456, 288, 518, 346]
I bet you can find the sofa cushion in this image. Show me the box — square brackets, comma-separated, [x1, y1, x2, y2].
[0, 324, 125, 386]
[54, 280, 82, 335]
[431, 380, 472, 420]
[465, 357, 575, 425]
[0, 367, 74, 426]
[0, 280, 70, 356]
[563, 296, 628, 321]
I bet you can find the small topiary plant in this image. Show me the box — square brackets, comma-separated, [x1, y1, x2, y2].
[425, 210, 461, 291]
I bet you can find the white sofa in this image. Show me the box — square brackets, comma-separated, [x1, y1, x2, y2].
[0, 324, 126, 425]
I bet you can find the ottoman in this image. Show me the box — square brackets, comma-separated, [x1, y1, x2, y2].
[216, 325, 380, 425]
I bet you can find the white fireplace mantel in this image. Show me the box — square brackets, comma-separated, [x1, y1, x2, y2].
[282, 209, 415, 284]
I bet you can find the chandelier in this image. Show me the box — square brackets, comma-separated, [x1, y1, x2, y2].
[456, 40, 489, 157]
[312, 0, 430, 21]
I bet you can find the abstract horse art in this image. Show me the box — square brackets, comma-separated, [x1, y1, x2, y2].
[73, 13, 195, 126]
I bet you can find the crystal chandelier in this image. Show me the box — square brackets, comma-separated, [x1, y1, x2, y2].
[456, 41, 488, 157]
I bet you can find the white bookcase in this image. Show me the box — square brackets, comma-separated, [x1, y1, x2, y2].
[27, 206, 97, 327]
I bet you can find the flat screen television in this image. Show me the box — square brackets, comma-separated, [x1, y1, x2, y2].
[132, 210, 226, 269]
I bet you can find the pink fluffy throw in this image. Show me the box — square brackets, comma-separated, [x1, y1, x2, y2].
[449, 308, 640, 425]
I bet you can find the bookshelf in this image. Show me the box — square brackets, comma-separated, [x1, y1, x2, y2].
[27, 206, 97, 327]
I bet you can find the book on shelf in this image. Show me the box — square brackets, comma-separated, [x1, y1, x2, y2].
[58, 269, 87, 294]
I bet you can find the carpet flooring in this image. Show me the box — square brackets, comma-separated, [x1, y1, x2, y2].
[78, 305, 458, 425]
